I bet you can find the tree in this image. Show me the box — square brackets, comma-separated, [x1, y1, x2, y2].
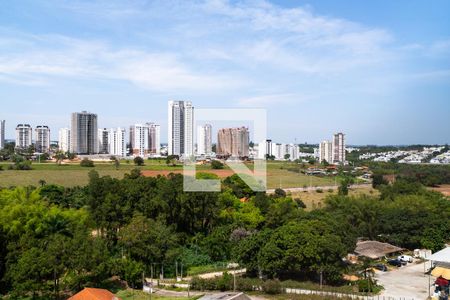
[273, 188, 286, 198]
[54, 151, 66, 165]
[284, 154, 290, 160]
[134, 156, 144, 166]
[338, 177, 354, 196]
[110, 156, 120, 169]
[166, 155, 179, 166]
[118, 214, 179, 267]
[211, 160, 224, 169]
[372, 174, 388, 188]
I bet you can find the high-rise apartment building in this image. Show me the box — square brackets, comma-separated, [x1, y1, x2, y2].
[168, 100, 194, 157]
[70, 111, 98, 154]
[130, 124, 149, 157]
[35, 125, 50, 153]
[148, 123, 161, 155]
[257, 139, 272, 159]
[217, 127, 249, 158]
[109, 128, 126, 157]
[0, 120, 5, 150]
[319, 140, 333, 163]
[332, 132, 346, 164]
[15, 124, 32, 149]
[58, 128, 71, 152]
[197, 124, 212, 155]
[98, 128, 109, 154]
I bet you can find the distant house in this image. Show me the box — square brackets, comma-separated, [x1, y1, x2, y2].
[354, 240, 403, 260]
[68, 288, 121, 300]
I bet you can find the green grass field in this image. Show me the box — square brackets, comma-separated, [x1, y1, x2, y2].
[0, 161, 335, 189]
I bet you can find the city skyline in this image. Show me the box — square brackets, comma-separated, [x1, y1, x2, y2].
[0, 0, 449, 145]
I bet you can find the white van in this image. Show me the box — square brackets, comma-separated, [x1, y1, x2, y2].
[398, 255, 413, 263]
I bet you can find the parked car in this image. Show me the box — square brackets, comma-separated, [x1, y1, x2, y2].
[398, 255, 413, 263]
[387, 259, 403, 267]
[374, 264, 387, 272]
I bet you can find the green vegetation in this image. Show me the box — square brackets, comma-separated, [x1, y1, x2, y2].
[0, 160, 336, 189]
[80, 158, 95, 167]
[0, 168, 448, 299]
[211, 160, 224, 169]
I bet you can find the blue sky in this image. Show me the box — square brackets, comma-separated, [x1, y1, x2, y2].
[0, 0, 449, 145]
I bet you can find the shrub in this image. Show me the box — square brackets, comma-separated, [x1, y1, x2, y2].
[0, 165, 3, 171]
[262, 279, 282, 294]
[134, 156, 144, 166]
[316, 188, 323, 193]
[294, 198, 306, 209]
[327, 188, 334, 193]
[274, 188, 287, 198]
[211, 160, 224, 169]
[358, 279, 375, 293]
[80, 158, 94, 167]
[236, 278, 261, 291]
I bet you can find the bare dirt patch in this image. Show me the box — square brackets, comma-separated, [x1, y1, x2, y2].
[430, 185, 450, 196]
[141, 169, 237, 178]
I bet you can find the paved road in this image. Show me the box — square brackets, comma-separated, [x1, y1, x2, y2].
[266, 183, 372, 194]
[375, 261, 433, 300]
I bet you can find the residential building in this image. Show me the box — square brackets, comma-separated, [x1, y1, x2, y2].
[15, 124, 32, 149]
[319, 140, 332, 163]
[217, 127, 249, 158]
[332, 132, 346, 164]
[98, 128, 109, 154]
[70, 111, 98, 154]
[147, 123, 161, 155]
[108, 127, 126, 157]
[0, 120, 5, 149]
[197, 124, 212, 155]
[58, 128, 71, 152]
[257, 139, 272, 159]
[35, 125, 50, 153]
[130, 124, 149, 157]
[168, 100, 194, 157]
[68, 288, 122, 300]
[288, 143, 299, 160]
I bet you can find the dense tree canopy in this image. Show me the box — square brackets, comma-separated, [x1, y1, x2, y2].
[0, 168, 449, 298]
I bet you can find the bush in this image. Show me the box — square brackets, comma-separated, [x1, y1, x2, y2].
[80, 158, 94, 167]
[274, 188, 287, 198]
[0, 165, 3, 171]
[262, 279, 282, 294]
[294, 198, 306, 209]
[236, 278, 261, 291]
[211, 160, 224, 169]
[9, 161, 33, 170]
[316, 188, 323, 193]
[358, 279, 377, 293]
[134, 156, 144, 166]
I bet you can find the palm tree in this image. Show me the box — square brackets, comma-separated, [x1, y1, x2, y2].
[360, 257, 376, 293]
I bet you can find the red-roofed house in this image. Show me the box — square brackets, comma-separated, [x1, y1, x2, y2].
[68, 288, 121, 300]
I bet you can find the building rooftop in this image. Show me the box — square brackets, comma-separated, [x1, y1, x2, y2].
[354, 240, 403, 259]
[68, 288, 121, 300]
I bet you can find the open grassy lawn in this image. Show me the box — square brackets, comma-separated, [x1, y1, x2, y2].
[0, 161, 336, 189]
[289, 185, 379, 210]
[265, 162, 334, 189]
